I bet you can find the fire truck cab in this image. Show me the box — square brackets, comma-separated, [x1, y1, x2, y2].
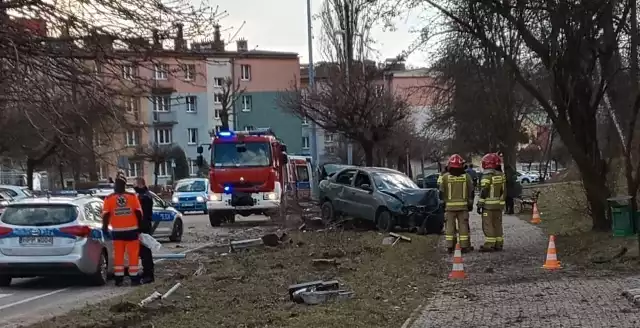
[196, 128, 288, 227]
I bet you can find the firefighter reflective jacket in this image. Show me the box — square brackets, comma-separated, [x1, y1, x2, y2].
[478, 170, 506, 210]
[439, 173, 473, 211]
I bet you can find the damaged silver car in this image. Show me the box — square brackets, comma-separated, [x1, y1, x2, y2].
[318, 167, 444, 233]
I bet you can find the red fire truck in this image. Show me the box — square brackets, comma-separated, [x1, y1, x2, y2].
[196, 128, 288, 227]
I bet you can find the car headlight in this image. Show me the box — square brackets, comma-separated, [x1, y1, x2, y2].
[196, 196, 204, 202]
[263, 192, 278, 200]
[172, 196, 178, 203]
[209, 193, 222, 201]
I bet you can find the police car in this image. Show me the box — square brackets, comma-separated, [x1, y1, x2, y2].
[89, 188, 183, 242]
[0, 192, 112, 286]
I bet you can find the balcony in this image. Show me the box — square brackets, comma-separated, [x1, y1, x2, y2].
[150, 78, 176, 94]
[151, 110, 178, 126]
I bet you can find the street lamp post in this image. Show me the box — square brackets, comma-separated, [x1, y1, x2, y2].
[306, 0, 319, 200]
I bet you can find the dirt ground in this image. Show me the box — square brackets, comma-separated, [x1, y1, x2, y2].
[517, 182, 640, 272]
[26, 230, 444, 328]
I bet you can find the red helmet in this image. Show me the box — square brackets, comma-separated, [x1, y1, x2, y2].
[481, 153, 499, 169]
[448, 154, 465, 169]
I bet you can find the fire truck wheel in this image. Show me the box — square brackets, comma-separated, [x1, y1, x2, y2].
[209, 212, 222, 227]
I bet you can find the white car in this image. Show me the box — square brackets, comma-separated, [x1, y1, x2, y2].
[516, 171, 539, 184]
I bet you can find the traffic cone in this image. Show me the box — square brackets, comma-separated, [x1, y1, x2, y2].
[542, 235, 562, 270]
[530, 203, 542, 224]
[448, 243, 466, 279]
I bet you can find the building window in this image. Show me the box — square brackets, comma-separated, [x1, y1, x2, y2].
[240, 65, 251, 80]
[186, 96, 197, 112]
[214, 109, 221, 119]
[125, 130, 138, 146]
[302, 117, 309, 125]
[189, 159, 198, 176]
[157, 162, 171, 177]
[244, 125, 254, 131]
[183, 64, 195, 80]
[325, 146, 335, 154]
[187, 128, 198, 145]
[325, 133, 334, 143]
[302, 136, 310, 149]
[127, 161, 142, 178]
[153, 63, 169, 80]
[213, 78, 224, 87]
[125, 97, 138, 113]
[98, 164, 108, 180]
[214, 93, 222, 104]
[155, 128, 172, 145]
[121, 64, 135, 79]
[241, 95, 252, 112]
[152, 96, 170, 112]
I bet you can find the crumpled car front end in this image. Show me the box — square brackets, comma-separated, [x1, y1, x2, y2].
[380, 188, 444, 234]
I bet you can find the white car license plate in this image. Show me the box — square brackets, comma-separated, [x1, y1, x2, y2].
[234, 206, 254, 210]
[19, 236, 53, 245]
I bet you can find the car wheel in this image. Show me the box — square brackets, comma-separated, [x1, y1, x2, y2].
[0, 275, 11, 287]
[522, 178, 530, 184]
[221, 211, 235, 223]
[88, 251, 108, 286]
[320, 201, 336, 223]
[209, 212, 222, 227]
[169, 218, 183, 242]
[376, 209, 395, 232]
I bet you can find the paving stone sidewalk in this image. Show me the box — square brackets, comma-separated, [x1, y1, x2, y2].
[410, 213, 640, 328]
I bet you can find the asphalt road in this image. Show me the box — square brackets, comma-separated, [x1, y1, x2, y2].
[0, 213, 271, 328]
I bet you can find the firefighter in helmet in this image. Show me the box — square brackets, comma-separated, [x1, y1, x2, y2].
[439, 154, 475, 253]
[477, 153, 506, 251]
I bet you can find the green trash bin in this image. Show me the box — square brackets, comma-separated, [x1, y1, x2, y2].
[607, 196, 635, 237]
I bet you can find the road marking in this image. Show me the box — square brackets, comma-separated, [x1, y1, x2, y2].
[0, 242, 219, 312]
[0, 289, 69, 311]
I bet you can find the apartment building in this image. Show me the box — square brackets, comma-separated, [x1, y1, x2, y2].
[300, 61, 435, 164]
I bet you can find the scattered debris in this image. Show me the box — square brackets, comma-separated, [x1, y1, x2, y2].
[288, 280, 352, 305]
[229, 238, 264, 252]
[193, 262, 206, 276]
[389, 232, 411, 242]
[312, 258, 338, 266]
[622, 288, 640, 306]
[152, 253, 187, 259]
[138, 283, 182, 308]
[262, 233, 281, 247]
[382, 236, 395, 245]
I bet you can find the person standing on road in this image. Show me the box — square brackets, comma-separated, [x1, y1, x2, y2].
[134, 177, 155, 284]
[476, 153, 506, 252]
[440, 155, 475, 254]
[466, 164, 478, 192]
[102, 174, 143, 286]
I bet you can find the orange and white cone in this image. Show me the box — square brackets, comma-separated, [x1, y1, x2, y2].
[448, 243, 466, 279]
[542, 235, 561, 270]
[530, 203, 542, 224]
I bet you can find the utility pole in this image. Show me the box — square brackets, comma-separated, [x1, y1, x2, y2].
[343, 0, 354, 165]
[306, 0, 319, 200]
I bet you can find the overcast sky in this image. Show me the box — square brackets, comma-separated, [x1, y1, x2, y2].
[211, 0, 431, 67]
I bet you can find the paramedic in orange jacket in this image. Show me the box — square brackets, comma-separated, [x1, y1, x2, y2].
[102, 175, 143, 286]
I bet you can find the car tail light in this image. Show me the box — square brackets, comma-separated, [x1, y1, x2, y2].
[0, 227, 13, 236]
[60, 225, 92, 238]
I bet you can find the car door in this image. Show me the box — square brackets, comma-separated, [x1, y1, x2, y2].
[350, 171, 377, 221]
[329, 169, 357, 214]
[88, 201, 113, 266]
[150, 192, 175, 237]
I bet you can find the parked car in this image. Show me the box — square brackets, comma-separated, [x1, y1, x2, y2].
[0, 185, 34, 201]
[171, 178, 209, 214]
[417, 173, 440, 189]
[89, 188, 183, 242]
[0, 194, 111, 286]
[318, 167, 444, 233]
[0, 191, 15, 215]
[516, 171, 539, 184]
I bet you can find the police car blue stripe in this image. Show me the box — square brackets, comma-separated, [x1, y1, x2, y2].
[0, 227, 105, 239]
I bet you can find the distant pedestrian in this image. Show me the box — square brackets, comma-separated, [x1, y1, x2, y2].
[134, 177, 155, 284]
[466, 164, 478, 190]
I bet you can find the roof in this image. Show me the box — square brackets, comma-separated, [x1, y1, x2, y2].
[10, 196, 94, 206]
[176, 178, 207, 182]
[359, 167, 404, 174]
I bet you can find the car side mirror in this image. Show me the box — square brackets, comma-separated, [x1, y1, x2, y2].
[360, 184, 372, 192]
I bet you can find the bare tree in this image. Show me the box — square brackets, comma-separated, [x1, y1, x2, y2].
[280, 68, 412, 166]
[136, 143, 177, 186]
[218, 77, 245, 130]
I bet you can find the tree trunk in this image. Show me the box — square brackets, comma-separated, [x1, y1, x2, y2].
[58, 164, 64, 189]
[220, 110, 230, 131]
[363, 144, 374, 166]
[86, 128, 98, 181]
[26, 158, 35, 190]
[154, 162, 159, 186]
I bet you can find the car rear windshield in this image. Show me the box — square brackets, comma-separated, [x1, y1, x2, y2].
[212, 142, 271, 168]
[1, 204, 78, 226]
[176, 180, 207, 192]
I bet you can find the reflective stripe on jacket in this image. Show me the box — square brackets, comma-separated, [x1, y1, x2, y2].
[478, 170, 506, 210]
[439, 173, 472, 211]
